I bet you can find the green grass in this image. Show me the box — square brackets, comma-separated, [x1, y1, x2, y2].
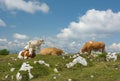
[0, 53, 120, 81]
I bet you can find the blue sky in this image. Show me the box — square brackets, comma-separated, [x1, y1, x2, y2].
[0, 0, 120, 53]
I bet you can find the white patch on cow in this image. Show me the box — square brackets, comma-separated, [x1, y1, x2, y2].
[106, 52, 117, 62]
[66, 56, 87, 68]
[29, 48, 33, 55]
[24, 56, 28, 59]
[89, 41, 93, 44]
[24, 45, 29, 50]
[18, 51, 24, 59]
[27, 39, 44, 54]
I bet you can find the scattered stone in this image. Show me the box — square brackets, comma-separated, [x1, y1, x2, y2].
[68, 78, 72, 81]
[54, 68, 58, 73]
[90, 75, 94, 78]
[10, 68, 15, 72]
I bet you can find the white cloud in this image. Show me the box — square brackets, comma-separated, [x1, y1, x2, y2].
[0, 0, 50, 13]
[107, 43, 120, 52]
[0, 19, 6, 27]
[42, 37, 81, 53]
[0, 39, 27, 53]
[13, 33, 29, 39]
[38, 3, 50, 13]
[57, 9, 120, 40]
[0, 38, 7, 42]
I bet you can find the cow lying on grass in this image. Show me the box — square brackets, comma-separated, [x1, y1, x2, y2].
[40, 47, 64, 55]
[24, 39, 44, 54]
[18, 49, 36, 59]
[81, 41, 105, 56]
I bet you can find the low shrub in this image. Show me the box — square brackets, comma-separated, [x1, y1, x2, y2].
[0, 49, 9, 55]
[97, 52, 107, 62]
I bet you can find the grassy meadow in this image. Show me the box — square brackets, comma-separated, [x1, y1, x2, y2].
[0, 53, 120, 81]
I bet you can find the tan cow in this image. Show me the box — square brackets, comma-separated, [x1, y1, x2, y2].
[40, 47, 64, 55]
[81, 41, 105, 56]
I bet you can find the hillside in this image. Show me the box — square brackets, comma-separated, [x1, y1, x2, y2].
[0, 53, 120, 81]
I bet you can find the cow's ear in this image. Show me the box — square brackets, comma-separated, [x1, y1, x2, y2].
[28, 42, 31, 46]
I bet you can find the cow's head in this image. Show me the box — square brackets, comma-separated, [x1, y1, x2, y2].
[60, 50, 64, 55]
[29, 48, 36, 55]
[81, 48, 85, 53]
[40, 39, 45, 44]
[29, 48, 32, 55]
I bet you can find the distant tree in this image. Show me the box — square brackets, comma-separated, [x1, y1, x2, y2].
[0, 49, 9, 55]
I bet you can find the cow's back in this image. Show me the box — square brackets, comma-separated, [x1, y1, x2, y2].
[40, 47, 64, 55]
[40, 48, 52, 55]
[81, 41, 105, 53]
[81, 41, 93, 52]
[92, 41, 105, 49]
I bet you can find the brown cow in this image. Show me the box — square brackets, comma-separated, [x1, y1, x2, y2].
[81, 41, 105, 56]
[18, 49, 36, 59]
[40, 47, 64, 55]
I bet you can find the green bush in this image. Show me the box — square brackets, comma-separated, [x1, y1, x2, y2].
[97, 52, 107, 62]
[0, 49, 9, 55]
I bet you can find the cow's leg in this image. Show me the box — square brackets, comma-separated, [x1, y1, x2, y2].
[36, 47, 40, 54]
[102, 47, 105, 53]
[88, 49, 92, 58]
[24, 51, 28, 59]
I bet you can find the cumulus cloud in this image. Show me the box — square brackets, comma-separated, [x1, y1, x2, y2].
[107, 43, 120, 52]
[57, 9, 120, 40]
[13, 33, 29, 39]
[0, 39, 27, 53]
[0, 19, 6, 27]
[42, 37, 81, 53]
[0, 38, 7, 42]
[0, 0, 50, 13]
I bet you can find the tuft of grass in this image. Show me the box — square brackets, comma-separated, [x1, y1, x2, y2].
[31, 63, 51, 78]
[20, 71, 30, 81]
